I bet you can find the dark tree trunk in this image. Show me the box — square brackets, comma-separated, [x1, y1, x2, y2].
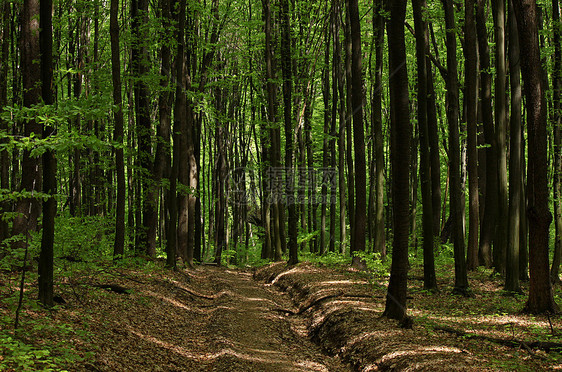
[0, 0, 9, 249]
[492, 0, 509, 276]
[442, 0, 469, 294]
[413, 0, 437, 290]
[346, 0, 367, 267]
[334, 0, 348, 255]
[280, 0, 298, 265]
[383, 0, 410, 323]
[132, 0, 154, 257]
[551, 0, 562, 284]
[12, 0, 41, 243]
[110, 0, 126, 259]
[465, 0, 480, 271]
[150, 0, 173, 261]
[505, 0, 522, 292]
[512, 0, 559, 313]
[476, 0, 497, 267]
[372, 0, 386, 257]
[39, 0, 55, 308]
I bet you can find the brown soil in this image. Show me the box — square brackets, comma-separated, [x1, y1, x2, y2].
[3, 261, 562, 371]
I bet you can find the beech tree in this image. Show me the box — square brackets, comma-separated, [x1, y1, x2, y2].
[512, 0, 559, 313]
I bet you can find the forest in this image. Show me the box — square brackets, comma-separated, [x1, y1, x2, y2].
[1, 0, 562, 369]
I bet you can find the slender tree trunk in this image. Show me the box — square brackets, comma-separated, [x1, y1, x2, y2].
[512, 0, 559, 313]
[427, 61, 441, 237]
[344, 8, 355, 246]
[321, 33, 330, 254]
[505, 0, 522, 292]
[335, 0, 348, 254]
[347, 0, 367, 267]
[384, 0, 410, 323]
[0, 0, 10, 249]
[492, 0, 509, 275]
[39, 0, 55, 308]
[476, 0, 497, 267]
[110, 0, 126, 259]
[442, 0, 469, 294]
[465, 0, 480, 270]
[12, 0, 41, 243]
[551, 0, 562, 284]
[413, 0, 437, 290]
[373, 0, 386, 257]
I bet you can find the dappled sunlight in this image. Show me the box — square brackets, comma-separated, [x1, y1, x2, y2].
[128, 328, 200, 360]
[272, 266, 316, 285]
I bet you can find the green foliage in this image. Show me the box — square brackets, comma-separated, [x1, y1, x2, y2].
[0, 334, 62, 372]
[300, 251, 350, 267]
[352, 250, 390, 277]
[50, 215, 114, 262]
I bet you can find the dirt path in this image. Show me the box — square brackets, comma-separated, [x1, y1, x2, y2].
[194, 267, 349, 371]
[78, 265, 350, 371]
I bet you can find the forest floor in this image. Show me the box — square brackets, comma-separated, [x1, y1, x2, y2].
[2, 259, 562, 371]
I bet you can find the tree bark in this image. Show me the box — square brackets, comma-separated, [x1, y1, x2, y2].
[0, 0, 10, 249]
[12, 0, 42, 244]
[413, 0, 437, 290]
[346, 0, 367, 267]
[505, 0, 522, 292]
[476, 0, 497, 267]
[110, 0, 126, 260]
[280, 0, 298, 265]
[39, 0, 55, 308]
[383, 0, 410, 322]
[512, 0, 559, 313]
[442, 0, 469, 294]
[492, 0, 509, 275]
[550, 0, 562, 284]
[465, 0, 480, 271]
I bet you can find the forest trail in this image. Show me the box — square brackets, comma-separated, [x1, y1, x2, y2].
[184, 267, 350, 371]
[80, 265, 350, 371]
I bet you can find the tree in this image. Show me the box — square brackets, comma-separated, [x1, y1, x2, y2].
[492, 0, 509, 275]
[39, 0, 56, 307]
[476, 0, 497, 267]
[413, 0, 437, 290]
[551, 0, 562, 284]
[465, 0, 480, 270]
[110, 0, 126, 260]
[442, 0, 469, 294]
[512, 0, 559, 313]
[280, 0, 298, 265]
[346, 0, 367, 267]
[505, 0, 522, 292]
[0, 0, 9, 249]
[12, 0, 42, 245]
[383, 0, 410, 323]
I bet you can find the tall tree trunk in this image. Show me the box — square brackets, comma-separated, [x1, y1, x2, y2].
[493, 0, 509, 275]
[347, 0, 367, 267]
[442, 0, 469, 294]
[512, 0, 559, 313]
[344, 8, 355, 247]
[12, 0, 41, 245]
[39, 0, 55, 308]
[465, 0, 480, 270]
[280, 0, 298, 265]
[132, 0, 153, 257]
[335, 0, 348, 254]
[476, 0, 497, 267]
[427, 61, 441, 237]
[505, 0, 522, 292]
[384, 0, 410, 323]
[373, 0, 386, 257]
[321, 31, 330, 254]
[413, 0, 437, 290]
[150, 0, 173, 261]
[110, 0, 126, 259]
[0, 0, 10, 249]
[551, 0, 562, 284]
